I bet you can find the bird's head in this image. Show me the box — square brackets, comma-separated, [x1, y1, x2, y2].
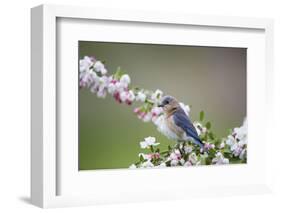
[158, 96, 180, 113]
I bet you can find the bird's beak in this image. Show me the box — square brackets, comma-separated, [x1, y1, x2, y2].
[158, 104, 164, 107]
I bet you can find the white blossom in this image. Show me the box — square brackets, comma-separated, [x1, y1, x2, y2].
[179, 158, 185, 165]
[129, 164, 137, 169]
[142, 112, 152, 122]
[168, 149, 182, 166]
[219, 142, 225, 149]
[231, 143, 243, 157]
[225, 119, 247, 158]
[170, 159, 179, 166]
[184, 161, 192, 166]
[80, 56, 94, 73]
[127, 90, 135, 102]
[184, 145, 193, 154]
[226, 135, 235, 146]
[107, 82, 117, 94]
[183, 152, 200, 166]
[234, 119, 247, 141]
[140, 137, 159, 149]
[114, 81, 124, 92]
[119, 90, 135, 104]
[193, 121, 207, 136]
[93, 61, 107, 75]
[151, 107, 163, 116]
[80, 70, 97, 88]
[170, 149, 181, 160]
[97, 88, 107, 98]
[212, 152, 229, 165]
[188, 153, 198, 165]
[120, 74, 131, 87]
[139, 160, 154, 168]
[120, 91, 128, 102]
[136, 91, 146, 102]
[95, 76, 109, 98]
[151, 89, 163, 103]
[151, 107, 163, 123]
[156, 162, 167, 168]
[204, 142, 215, 151]
[239, 148, 247, 160]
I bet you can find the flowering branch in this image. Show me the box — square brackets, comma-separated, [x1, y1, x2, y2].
[79, 56, 247, 168]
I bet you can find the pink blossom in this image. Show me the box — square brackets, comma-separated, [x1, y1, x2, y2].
[204, 142, 215, 151]
[113, 91, 122, 103]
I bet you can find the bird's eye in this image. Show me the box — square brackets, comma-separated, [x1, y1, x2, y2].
[165, 100, 169, 104]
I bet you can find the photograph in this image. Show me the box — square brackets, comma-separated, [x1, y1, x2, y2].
[78, 41, 247, 170]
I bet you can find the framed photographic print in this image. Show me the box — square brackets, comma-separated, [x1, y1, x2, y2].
[31, 4, 274, 208]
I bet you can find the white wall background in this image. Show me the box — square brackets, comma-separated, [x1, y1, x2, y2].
[0, 0, 280, 212]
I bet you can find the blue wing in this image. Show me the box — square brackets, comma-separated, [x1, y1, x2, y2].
[173, 108, 204, 148]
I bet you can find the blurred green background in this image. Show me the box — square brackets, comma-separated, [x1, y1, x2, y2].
[79, 41, 246, 170]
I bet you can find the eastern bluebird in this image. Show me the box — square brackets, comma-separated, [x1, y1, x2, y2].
[158, 96, 204, 148]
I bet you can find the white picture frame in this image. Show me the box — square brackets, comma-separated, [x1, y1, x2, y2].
[31, 4, 274, 208]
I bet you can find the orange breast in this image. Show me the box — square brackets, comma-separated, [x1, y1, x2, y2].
[166, 115, 185, 139]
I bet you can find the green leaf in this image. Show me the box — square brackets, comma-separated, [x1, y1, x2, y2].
[206, 121, 211, 130]
[208, 132, 214, 140]
[214, 139, 221, 147]
[166, 160, 171, 167]
[114, 67, 125, 79]
[208, 149, 216, 158]
[205, 158, 212, 165]
[229, 158, 244, 164]
[139, 154, 144, 162]
[200, 111, 205, 121]
[133, 87, 140, 92]
[145, 99, 154, 105]
[223, 148, 232, 154]
[199, 154, 207, 165]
